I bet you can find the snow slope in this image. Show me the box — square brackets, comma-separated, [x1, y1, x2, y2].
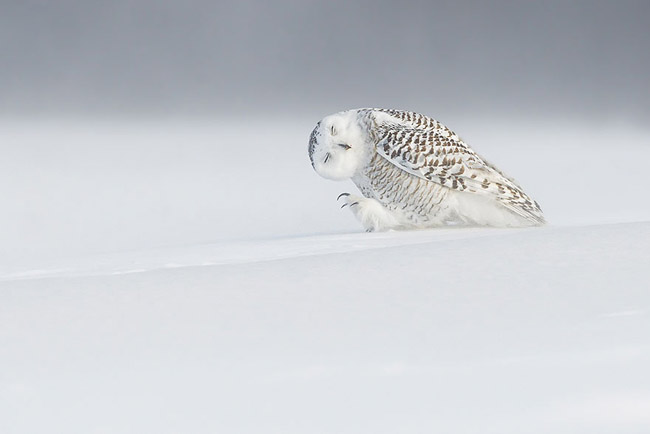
[1, 118, 650, 433]
[2, 116, 649, 266]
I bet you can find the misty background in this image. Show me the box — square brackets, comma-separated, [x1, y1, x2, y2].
[2, 0, 649, 121]
[1, 0, 649, 266]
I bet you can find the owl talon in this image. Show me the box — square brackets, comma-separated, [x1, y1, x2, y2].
[339, 194, 399, 232]
[309, 108, 545, 229]
[341, 200, 359, 209]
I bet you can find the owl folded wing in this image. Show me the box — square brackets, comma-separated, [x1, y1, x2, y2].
[374, 124, 545, 225]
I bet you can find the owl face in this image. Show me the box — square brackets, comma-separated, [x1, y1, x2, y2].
[308, 110, 367, 181]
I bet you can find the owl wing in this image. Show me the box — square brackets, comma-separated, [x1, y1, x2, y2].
[371, 108, 445, 131]
[372, 109, 527, 187]
[373, 113, 545, 224]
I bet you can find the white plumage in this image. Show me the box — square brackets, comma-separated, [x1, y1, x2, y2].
[308, 108, 545, 231]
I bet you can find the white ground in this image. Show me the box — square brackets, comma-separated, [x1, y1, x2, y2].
[1, 117, 650, 433]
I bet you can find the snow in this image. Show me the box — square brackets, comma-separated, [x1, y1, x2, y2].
[1, 117, 650, 433]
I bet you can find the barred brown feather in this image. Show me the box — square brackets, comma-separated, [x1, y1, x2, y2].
[367, 109, 545, 225]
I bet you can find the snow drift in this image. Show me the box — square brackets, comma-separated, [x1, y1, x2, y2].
[1, 117, 649, 433]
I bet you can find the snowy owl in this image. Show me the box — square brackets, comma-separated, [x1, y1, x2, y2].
[308, 108, 545, 231]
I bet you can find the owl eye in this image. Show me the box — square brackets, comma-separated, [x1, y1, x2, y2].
[337, 143, 351, 150]
[330, 125, 337, 135]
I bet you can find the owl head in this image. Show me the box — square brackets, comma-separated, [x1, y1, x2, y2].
[308, 109, 368, 181]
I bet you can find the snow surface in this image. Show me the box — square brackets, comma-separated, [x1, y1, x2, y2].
[1, 118, 650, 433]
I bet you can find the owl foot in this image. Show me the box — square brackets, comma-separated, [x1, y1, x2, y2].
[337, 193, 400, 232]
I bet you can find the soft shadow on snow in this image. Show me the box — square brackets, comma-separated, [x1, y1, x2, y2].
[0, 220, 645, 282]
[1, 220, 650, 434]
[0, 226, 526, 280]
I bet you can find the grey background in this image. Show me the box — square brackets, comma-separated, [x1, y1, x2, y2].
[2, 0, 649, 121]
